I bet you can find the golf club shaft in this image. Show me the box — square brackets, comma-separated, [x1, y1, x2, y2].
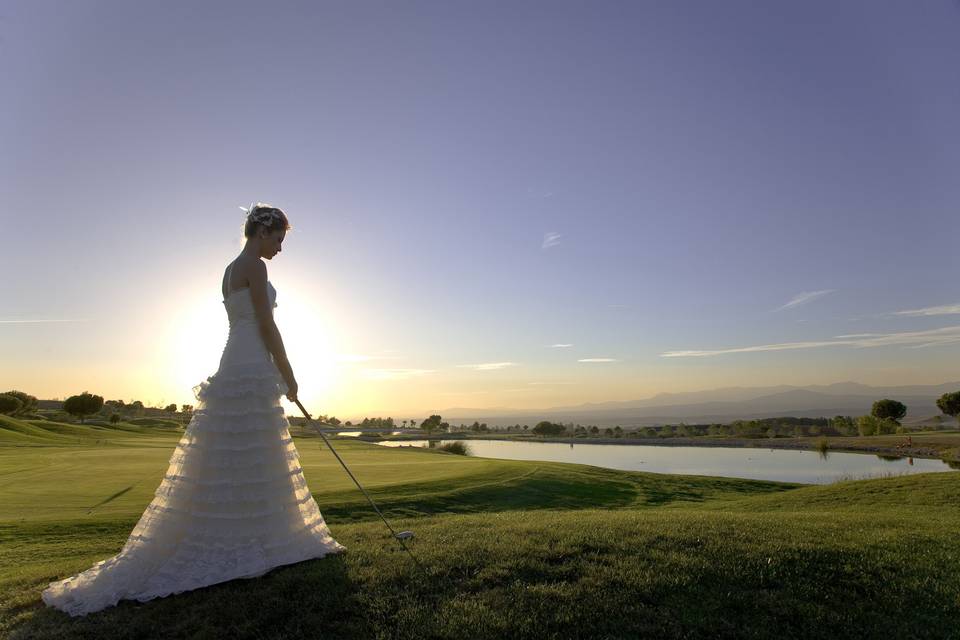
[292, 398, 424, 571]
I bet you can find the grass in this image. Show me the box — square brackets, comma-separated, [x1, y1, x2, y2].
[1, 415, 958, 639]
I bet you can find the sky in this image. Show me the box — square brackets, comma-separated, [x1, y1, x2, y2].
[2, 1, 959, 419]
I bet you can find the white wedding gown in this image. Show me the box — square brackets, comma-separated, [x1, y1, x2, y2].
[41, 271, 346, 617]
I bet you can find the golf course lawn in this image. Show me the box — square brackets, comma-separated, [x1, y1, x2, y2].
[1, 416, 958, 639]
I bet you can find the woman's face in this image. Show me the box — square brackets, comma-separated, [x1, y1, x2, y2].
[261, 228, 285, 259]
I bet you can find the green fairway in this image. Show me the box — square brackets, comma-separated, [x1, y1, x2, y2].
[2, 415, 958, 639]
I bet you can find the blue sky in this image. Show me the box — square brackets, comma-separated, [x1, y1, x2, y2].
[2, 1, 959, 417]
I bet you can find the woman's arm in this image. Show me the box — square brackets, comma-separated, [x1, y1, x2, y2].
[248, 260, 297, 393]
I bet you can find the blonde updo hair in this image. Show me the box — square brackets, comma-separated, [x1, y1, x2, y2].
[243, 204, 292, 239]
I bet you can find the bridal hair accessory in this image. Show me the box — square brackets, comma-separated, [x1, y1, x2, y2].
[238, 202, 281, 226]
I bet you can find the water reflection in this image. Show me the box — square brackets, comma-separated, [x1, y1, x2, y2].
[876, 454, 904, 462]
[376, 439, 957, 485]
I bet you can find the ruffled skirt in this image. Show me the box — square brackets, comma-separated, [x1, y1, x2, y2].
[40, 359, 346, 617]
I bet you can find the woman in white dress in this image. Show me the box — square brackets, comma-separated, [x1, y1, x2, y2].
[41, 203, 346, 617]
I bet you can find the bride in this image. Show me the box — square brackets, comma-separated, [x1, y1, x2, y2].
[41, 203, 347, 617]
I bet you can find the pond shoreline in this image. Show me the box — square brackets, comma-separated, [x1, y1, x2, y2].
[370, 433, 960, 464]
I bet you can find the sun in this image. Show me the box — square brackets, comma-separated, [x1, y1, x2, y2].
[161, 286, 342, 412]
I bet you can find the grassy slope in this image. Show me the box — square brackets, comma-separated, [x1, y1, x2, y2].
[1, 416, 957, 639]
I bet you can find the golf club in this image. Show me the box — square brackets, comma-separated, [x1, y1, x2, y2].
[292, 398, 424, 570]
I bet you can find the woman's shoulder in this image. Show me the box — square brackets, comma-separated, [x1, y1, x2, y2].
[231, 256, 268, 281]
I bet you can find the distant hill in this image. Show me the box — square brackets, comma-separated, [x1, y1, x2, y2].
[359, 381, 960, 428]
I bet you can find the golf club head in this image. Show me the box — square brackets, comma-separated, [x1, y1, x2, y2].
[395, 530, 414, 540]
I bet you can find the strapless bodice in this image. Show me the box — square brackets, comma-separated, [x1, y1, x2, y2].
[218, 281, 278, 369]
[223, 281, 277, 324]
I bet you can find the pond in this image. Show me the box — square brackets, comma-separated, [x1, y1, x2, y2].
[376, 438, 958, 484]
[337, 431, 405, 437]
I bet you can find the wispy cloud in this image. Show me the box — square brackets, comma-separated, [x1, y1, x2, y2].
[360, 368, 434, 380]
[456, 362, 518, 371]
[890, 303, 960, 317]
[548, 343, 573, 348]
[578, 357, 619, 362]
[525, 187, 554, 198]
[0, 318, 87, 323]
[542, 232, 562, 249]
[772, 289, 835, 312]
[338, 353, 402, 362]
[661, 325, 960, 358]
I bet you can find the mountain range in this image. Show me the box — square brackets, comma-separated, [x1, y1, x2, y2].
[363, 381, 960, 428]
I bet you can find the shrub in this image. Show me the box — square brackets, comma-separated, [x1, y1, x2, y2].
[438, 441, 471, 456]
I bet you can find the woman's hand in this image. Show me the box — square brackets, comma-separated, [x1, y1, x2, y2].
[285, 379, 298, 403]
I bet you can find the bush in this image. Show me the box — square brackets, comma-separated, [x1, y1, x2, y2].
[438, 441, 471, 456]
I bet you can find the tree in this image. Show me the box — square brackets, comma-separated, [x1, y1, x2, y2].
[421, 414, 443, 435]
[181, 404, 194, 414]
[2, 390, 37, 415]
[857, 415, 878, 437]
[0, 394, 23, 415]
[63, 392, 104, 423]
[831, 415, 855, 436]
[872, 399, 907, 425]
[877, 417, 899, 435]
[164, 403, 178, 413]
[109, 413, 121, 424]
[532, 420, 565, 436]
[936, 391, 960, 427]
